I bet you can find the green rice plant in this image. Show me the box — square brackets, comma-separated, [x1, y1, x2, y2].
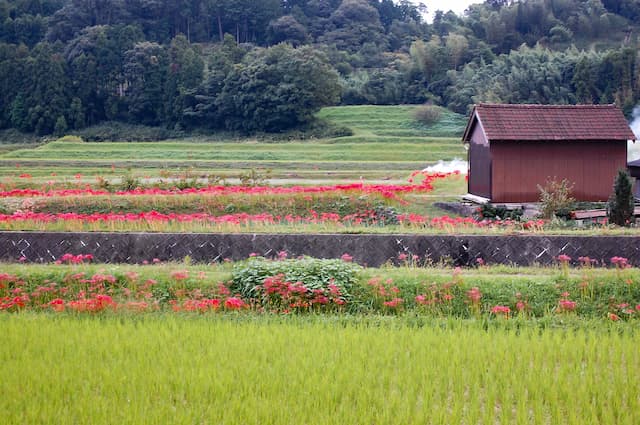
[0, 314, 638, 424]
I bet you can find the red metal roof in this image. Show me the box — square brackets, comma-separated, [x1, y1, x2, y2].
[462, 104, 636, 142]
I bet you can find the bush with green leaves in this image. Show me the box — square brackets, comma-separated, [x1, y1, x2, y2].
[537, 178, 576, 219]
[231, 257, 362, 301]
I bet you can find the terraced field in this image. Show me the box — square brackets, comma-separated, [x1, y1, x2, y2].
[0, 105, 467, 184]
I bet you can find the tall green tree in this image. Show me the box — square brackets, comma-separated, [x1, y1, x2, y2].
[320, 0, 387, 53]
[163, 34, 204, 127]
[15, 42, 71, 134]
[217, 44, 340, 131]
[65, 24, 143, 124]
[123, 41, 167, 125]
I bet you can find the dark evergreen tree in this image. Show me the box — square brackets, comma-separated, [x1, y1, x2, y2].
[607, 169, 635, 227]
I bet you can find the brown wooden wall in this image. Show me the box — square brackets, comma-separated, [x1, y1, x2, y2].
[468, 123, 491, 199]
[490, 140, 627, 202]
[468, 142, 491, 198]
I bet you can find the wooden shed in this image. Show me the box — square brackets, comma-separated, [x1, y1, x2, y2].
[462, 104, 637, 203]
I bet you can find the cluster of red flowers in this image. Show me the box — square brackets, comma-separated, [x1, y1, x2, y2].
[170, 297, 246, 312]
[0, 172, 455, 199]
[367, 277, 404, 309]
[490, 305, 511, 317]
[259, 274, 345, 312]
[611, 256, 631, 268]
[0, 273, 28, 311]
[558, 291, 577, 312]
[55, 253, 93, 264]
[415, 268, 462, 309]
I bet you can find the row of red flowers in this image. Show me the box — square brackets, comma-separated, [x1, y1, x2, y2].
[0, 172, 457, 199]
[2, 265, 637, 321]
[0, 210, 545, 229]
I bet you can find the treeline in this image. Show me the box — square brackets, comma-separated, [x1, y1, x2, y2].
[0, 0, 639, 136]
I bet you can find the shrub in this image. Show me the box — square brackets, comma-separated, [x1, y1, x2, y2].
[537, 178, 575, 219]
[56, 135, 84, 143]
[73, 121, 184, 142]
[413, 104, 442, 126]
[477, 204, 523, 221]
[607, 169, 635, 226]
[231, 257, 362, 301]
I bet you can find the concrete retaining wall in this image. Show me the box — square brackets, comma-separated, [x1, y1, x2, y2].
[1, 231, 639, 267]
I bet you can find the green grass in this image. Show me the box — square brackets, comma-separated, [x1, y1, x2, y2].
[3, 140, 463, 162]
[1, 314, 638, 424]
[317, 105, 467, 139]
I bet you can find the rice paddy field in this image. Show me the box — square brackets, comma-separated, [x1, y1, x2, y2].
[2, 314, 639, 424]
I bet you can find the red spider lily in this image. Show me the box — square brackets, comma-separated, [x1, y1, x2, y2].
[124, 271, 139, 282]
[491, 305, 511, 317]
[611, 256, 630, 268]
[578, 256, 597, 267]
[415, 294, 431, 305]
[0, 173, 455, 199]
[0, 210, 548, 232]
[260, 274, 344, 312]
[608, 313, 620, 321]
[55, 253, 93, 265]
[383, 297, 403, 308]
[67, 294, 116, 312]
[48, 298, 65, 312]
[216, 282, 231, 296]
[0, 273, 22, 285]
[224, 297, 246, 310]
[170, 270, 189, 281]
[90, 274, 117, 285]
[466, 287, 482, 304]
[340, 253, 353, 262]
[0, 295, 28, 310]
[122, 301, 152, 312]
[558, 299, 577, 312]
[556, 254, 571, 263]
[179, 298, 221, 312]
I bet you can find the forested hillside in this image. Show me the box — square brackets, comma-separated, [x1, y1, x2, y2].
[0, 0, 639, 136]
